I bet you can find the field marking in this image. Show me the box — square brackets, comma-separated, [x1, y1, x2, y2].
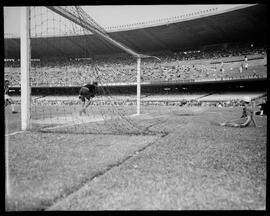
[5, 130, 25, 136]
[130, 113, 149, 117]
[47, 134, 161, 210]
[39, 113, 152, 131]
[43, 117, 107, 131]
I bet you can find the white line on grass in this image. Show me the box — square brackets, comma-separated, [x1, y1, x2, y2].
[5, 131, 10, 197]
[43, 117, 106, 131]
[5, 130, 25, 136]
[40, 113, 151, 131]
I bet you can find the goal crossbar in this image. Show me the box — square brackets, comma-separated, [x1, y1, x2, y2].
[46, 6, 142, 58]
[20, 6, 147, 131]
[46, 6, 143, 115]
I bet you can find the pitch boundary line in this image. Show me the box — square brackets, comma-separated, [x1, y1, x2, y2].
[43, 117, 106, 131]
[4, 113, 153, 136]
[5, 130, 25, 136]
[40, 113, 151, 131]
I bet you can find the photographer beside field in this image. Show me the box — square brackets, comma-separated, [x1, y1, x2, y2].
[4, 80, 18, 114]
[219, 96, 257, 128]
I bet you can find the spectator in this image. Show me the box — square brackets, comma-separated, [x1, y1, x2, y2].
[4, 43, 266, 86]
[220, 61, 225, 73]
[239, 62, 243, 73]
[244, 55, 248, 70]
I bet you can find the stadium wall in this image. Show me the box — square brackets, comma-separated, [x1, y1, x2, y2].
[8, 78, 267, 96]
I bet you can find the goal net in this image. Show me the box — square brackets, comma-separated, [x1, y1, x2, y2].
[27, 6, 164, 135]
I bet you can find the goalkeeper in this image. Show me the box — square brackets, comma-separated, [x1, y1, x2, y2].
[219, 96, 257, 128]
[78, 81, 98, 115]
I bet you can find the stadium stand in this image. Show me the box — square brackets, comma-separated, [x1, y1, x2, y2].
[4, 43, 267, 87]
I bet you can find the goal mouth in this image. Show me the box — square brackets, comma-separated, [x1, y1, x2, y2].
[32, 114, 111, 126]
[18, 6, 165, 136]
[30, 108, 166, 136]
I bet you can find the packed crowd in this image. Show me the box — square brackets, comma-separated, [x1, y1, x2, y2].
[4, 43, 267, 86]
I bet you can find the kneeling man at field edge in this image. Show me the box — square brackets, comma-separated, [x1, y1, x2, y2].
[219, 96, 257, 128]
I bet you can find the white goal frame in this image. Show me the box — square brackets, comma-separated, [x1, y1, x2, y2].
[21, 7, 31, 130]
[20, 6, 143, 130]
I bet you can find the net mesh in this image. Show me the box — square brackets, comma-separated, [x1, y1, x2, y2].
[29, 6, 165, 136]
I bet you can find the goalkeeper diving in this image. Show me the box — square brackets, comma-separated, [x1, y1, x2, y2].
[78, 81, 98, 115]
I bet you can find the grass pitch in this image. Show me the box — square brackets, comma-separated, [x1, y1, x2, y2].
[5, 105, 267, 210]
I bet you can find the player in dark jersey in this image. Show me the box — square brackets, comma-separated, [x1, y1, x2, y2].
[255, 99, 267, 116]
[219, 96, 257, 128]
[78, 81, 98, 115]
[5, 80, 18, 113]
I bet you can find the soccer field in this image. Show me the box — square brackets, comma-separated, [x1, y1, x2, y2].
[5, 105, 267, 210]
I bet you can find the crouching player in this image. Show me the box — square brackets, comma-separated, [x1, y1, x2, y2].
[219, 96, 257, 128]
[78, 82, 98, 115]
[5, 80, 18, 114]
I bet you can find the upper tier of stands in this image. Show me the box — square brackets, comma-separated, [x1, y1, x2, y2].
[4, 43, 267, 87]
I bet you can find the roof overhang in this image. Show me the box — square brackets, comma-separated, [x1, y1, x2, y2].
[4, 4, 266, 59]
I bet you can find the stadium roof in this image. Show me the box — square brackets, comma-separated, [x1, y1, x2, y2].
[4, 4, 267, 59]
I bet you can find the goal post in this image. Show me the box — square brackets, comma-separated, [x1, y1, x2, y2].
[18, 6, 162, 134]
[14, 6, 167, 136]
[137, 57, 141, 115]
[20, 7, 31, 130]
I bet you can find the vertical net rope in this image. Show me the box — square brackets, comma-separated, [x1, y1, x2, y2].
[28, 6, 164, 136]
